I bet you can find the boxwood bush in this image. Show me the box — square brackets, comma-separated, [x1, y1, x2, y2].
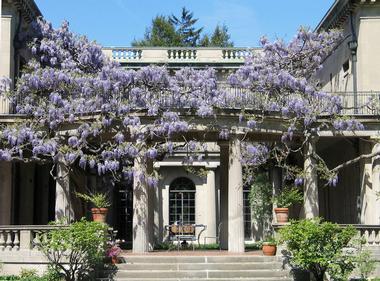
[279, 218, 357, 281]
[38, 218, 108, 281]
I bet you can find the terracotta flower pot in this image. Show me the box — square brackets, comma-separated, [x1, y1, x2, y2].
[91, 208, 108, 223]
[111, 256, 119, 264]
[274, 207, 289, 223]
[262, 243, 277, 256]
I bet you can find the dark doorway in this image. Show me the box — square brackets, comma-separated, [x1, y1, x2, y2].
[114, 181, 133, 249]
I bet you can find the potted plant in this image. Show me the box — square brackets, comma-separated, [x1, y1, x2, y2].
[76, 192, 111, 223]
[106, 244, 122, 264]
[273, 187, 303, 223]
[262, 236, 277, 256]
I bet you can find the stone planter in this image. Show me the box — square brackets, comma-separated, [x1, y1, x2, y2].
[274, 207, 289, 223]
[91, 208, 108, 223]
[262, 243, 277, 256]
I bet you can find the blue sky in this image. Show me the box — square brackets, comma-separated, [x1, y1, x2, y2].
[34, 0, 335, 47]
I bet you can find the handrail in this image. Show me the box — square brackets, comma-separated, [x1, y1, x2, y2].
[0, 225, 68, 230]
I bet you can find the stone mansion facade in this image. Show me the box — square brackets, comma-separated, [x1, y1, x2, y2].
[1, 0, 380, 273]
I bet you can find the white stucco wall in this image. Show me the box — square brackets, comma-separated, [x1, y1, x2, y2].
[319, 3, 380, 93]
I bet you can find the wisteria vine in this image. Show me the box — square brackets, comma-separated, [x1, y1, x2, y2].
[0, 19, 363, 187]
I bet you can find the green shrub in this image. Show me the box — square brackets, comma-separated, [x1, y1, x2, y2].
[273, 187, 303, 208]
[279, 218, 357, 281]
[75, 192, 111, 208]
[0, 276, 20, 281]
[19, 269, 37, 279]
[262, 236, 277, 246]
[38, 218, 108, 281]
[248, 173, 273, 222]
[356, 250, 376, 280]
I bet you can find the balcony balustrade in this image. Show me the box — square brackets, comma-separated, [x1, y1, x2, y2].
[0, 225, 116, 260]
[102, 47, 257, 65]
[1, 89, 379, 116]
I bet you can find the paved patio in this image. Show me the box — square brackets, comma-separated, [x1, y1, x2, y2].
[120, 249, 263, 256]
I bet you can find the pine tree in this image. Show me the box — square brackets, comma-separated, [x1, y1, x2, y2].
[169, 7, 203, 47]
[209, 24, 233, 47]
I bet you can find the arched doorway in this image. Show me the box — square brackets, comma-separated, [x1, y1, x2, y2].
[169, 177, 196, 224]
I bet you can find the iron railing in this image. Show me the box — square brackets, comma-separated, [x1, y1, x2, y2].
[6, 88, 380, 116]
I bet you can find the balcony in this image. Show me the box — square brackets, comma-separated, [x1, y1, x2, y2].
[102, 47, 258, 68]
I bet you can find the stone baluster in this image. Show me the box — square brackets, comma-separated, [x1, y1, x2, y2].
[364, 229, 370, 245]
[0, 231, 5, 250]
[13, 230, 20, 250]
[375, 229, 380, 245]
[369, 229, 376, 245]
[5, 230, 12, 250]
[32, 231, 41, 249]
[42, 231, 48, 244]
[222, 50, 226, 59]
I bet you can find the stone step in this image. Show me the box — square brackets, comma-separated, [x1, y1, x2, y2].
[120, 255, 280, 264]
[115, 269, 290, 279]
[117, 262, 283, 271]
[107, 277, 293, 281]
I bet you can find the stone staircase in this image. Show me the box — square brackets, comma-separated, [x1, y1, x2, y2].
[111, 255, 292, 281]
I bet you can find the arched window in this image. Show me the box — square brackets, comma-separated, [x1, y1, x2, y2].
[169, 177, 196, 224]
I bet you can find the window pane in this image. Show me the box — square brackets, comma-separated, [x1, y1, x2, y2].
[169, 177, 196, 224]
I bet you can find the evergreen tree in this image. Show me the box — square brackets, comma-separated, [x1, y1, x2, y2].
[132, 9, 234, 47]
[199, 34, 211, 47]
[209, 24, 233, 47]
[132, 16, 181, 47]
[169, 7, 203, 47]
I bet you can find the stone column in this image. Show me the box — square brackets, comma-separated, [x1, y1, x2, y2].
[228, 137, 245, 253]
[0, 162, 12, 224]
[370, 144, 380, 224]
[218, 142, 229, 250]
[360, 142, 380, 224]
[132, 154, 152, 253]
[0, 14, 15, 113]
[55, 161, 74, 222]
[271, 167, 282, 221]
[205, 167, 217, 243]
[146, 159, 155, 249]
[302, 135, 319, 218]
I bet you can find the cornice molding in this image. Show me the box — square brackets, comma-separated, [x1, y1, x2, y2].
[315, 0, 378, 31]
[11, 0, 42, 23]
